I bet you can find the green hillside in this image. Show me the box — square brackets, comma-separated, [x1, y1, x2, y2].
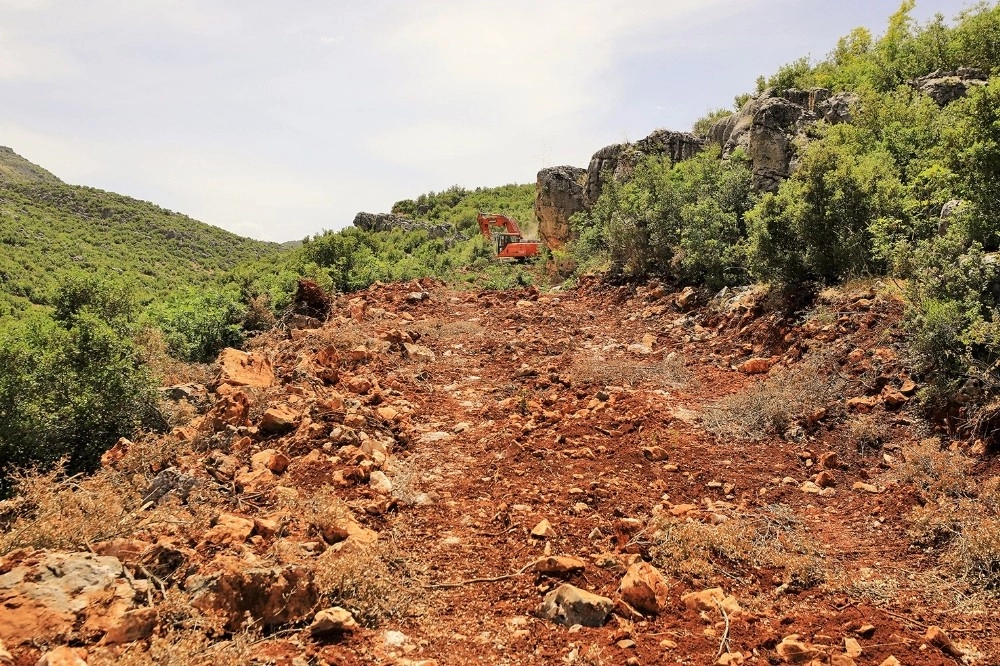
[0, 147, 280, 317]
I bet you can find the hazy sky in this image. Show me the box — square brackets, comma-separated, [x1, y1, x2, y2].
[0, 0, 967, 242]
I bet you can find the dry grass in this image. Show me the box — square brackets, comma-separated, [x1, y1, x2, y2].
[570, 350, 691, 389]
[649, 504, 827, 590]
[90, 589, 263, 666]
[0, 464, 139, 554]
[0, 436, 223, 555]
[702, 354, 843, 442]
[846, 413, 893, 456]
[895, 440, 1000, 594]
[313, 538, 418, 627]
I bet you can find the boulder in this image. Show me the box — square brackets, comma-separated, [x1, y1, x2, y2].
[536, 584, 613, 627]
[910, 68, 987, 106]
[184, 558, 318, 631]
[34, 647, 88, 666]
[619, 562, 670, 614]
[585, 130, 704, 205]
[534, 166, 587, 249]
[0, 550, 153, 646]
[259, 406, 299, 434]
[201, 513, 255, 547]
[214, 348, 274, 390]
[309, 607, 358, 636]
[534, 555, 586, 577]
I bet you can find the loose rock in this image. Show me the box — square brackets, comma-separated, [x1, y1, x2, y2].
[536, 584, 613, 627]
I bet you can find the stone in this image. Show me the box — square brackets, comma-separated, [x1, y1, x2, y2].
[925, 625, 964, 657]
[847, 396, 880, 412]
[205, 390, 251, 431]
[531, 519, 556, 538]
[844, 637, 862, 658]
[911, 69, 987, 106]
[309, 607, 358, 636]
[534, 555, 586, 577]
[202, 513, 255, 547]
[251, 449, 290, 474]
[345, 376, 373, 395]
[585, 130, 704, 206]
[716, 652, 745, 666]
[815, 470, 835, 488]
[100, 437, 131, 469]
[404, 343, 436, 363]
[0, 550, 153, 646]
[205, 451, 241, 481]
[35, 647, 88, 666]
[619, 562, 670, 614]
[738, 357, 773, 374]
[185, 558, 318, 631]
[642, 446, 669, 462]
[102, 608, 158, 644]
[878, 658, 901, 666]
[775, 635, 819, 663]
[536, 584, 613, 627]
[681, 588, 740, 615]
[881, 387, 908, 408]
[534, 166, 587, 249]
[0, 640, 11, 665]
[260, 406, 299, 434]
[856, 624, 876, 638]
[369, 470, 393, 494]
[852, 481, 880, 494]
[816, 91, 859, 124]
[818, 451, 838, 469]
[214, 348, 274, 389]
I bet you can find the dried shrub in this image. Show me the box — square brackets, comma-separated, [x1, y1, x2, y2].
[0, 464, 138, 553]
[702, 354, 843, 441]
[846, 413, 893, 456]
[0, 437, 223, 554]
[570, 351, 691, 389]
[649, 504, 827, 590]
[313, 540, 417, 627]
[895, 438, 975, 499]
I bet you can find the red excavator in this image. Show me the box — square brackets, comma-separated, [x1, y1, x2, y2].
[476, 212, 542, 261]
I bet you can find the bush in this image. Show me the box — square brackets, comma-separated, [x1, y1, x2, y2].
[746, 124, 906, 284]
[572, 147, 756, 289]
[147, 286, 248, 362]
[0, 276, 159, 494]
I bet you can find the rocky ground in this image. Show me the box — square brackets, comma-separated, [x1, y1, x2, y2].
[1, 278, 997, 665]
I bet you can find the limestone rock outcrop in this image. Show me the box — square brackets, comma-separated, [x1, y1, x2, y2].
[709, 87, 857, 192]
[0, 550, 154, 647]
[585, 130, 705, 205]
[534, 166, 586, 250]
[910, 68, 987, 105]
[353, 212, 455, 240]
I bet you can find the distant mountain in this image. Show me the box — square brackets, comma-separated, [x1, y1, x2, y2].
[0, 146, 280, 316]
[0, 146, 62, 185]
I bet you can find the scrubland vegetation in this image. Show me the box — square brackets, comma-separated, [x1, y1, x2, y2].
[2, 1, 1000, 494]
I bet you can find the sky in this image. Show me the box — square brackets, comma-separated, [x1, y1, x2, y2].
[0, 0, 969, 242]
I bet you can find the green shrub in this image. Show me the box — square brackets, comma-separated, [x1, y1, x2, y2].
[147, 286, 248, 362]
[572, 147, 755, 288]
[0, 276, 159, 495]
[746, 124, 906, 284]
